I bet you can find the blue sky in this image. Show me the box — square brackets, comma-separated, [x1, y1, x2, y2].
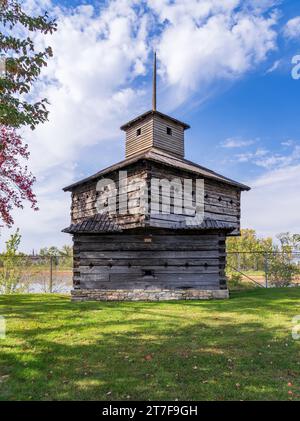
[2, 0, 300, 251]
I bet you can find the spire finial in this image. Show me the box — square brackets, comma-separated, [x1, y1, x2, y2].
[152, 51, 157, 111]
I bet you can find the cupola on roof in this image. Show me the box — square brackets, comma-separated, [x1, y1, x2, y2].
[120, 52, 190, 159]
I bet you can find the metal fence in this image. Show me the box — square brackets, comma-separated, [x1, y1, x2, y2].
[0, 251, 300, 294]
[0, 255, 72, 294]
[227, 251, 300, 289]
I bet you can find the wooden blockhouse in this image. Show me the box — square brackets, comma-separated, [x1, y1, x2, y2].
[63, 57, 250, 301]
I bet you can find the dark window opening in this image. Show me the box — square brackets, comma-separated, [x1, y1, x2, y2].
[166, 127, 172, 136]
[136, 128, 141, 136]
[143, 269, 154, 277]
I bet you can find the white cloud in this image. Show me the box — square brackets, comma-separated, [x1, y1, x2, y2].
[0, 0, 285, 251]
[221, 137, 256, 148]
[1, 0, 151, 251]
[235, 148, 268, 163]
[235, 145, 300, 169]
[242, 164, 300, 237]
[27, 0, 151, 174]
[265, 59, 281, 73]
[150, 0, 278, 105]
[284, 16, 300, 39]
[281, 139, 295, 147]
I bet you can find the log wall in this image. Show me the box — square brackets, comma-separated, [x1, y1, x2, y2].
[149, 163, 241, 234]
[73, 231, 227, 292]
[125, 115, 153, 158]
[70, 161, 241, 234]
[152, 114, 184, 158]
[70, 162, 149, 227]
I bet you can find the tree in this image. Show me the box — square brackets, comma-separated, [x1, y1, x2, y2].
[227, 229, 273, 272]
[0, 0, 56, 226]
[268, 256, 299, 287]
[0, 0, 57, 129]
[226, 229, 300, 287]
[39, 246, 61, 257]
[267, 232, 300, 287]
[0, 228, 25, 293]
[277, 232, 300, 252]
[60, 245, 73, 257]
[0, 126, 37, 226]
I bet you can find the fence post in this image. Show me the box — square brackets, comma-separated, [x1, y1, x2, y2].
[49, 256, 53, 293]
[264, 253, 269, 289]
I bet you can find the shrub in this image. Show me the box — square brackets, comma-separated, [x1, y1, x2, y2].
[0, 229, 25, 294]
[268, 255, 299, 287]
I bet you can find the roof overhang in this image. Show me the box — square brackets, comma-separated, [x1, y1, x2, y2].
[62, 214, 236, 234]
[120, 110, 190, 131]
[63, 149, 250, 192]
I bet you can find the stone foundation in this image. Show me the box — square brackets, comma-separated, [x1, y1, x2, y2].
[71, 288, 229, 302]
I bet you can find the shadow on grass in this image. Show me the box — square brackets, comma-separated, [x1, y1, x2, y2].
[0, 289, 299, 401]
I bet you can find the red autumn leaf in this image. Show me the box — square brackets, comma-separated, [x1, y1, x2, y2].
[0, 126, 37, 226]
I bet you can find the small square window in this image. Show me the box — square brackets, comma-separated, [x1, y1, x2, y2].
[143, 269, 154, 277]
[136, 128, 141, 136]
[166, 127, 172, 135]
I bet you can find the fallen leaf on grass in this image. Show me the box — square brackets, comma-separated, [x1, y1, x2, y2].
[144, 354, 153, 361]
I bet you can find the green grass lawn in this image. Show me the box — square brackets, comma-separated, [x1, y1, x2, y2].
[0, 289, 300, 401]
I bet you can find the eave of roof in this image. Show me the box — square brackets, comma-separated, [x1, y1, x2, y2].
[120, 110, 190, 131]
[63, 148, 250, 192]
[146, 215, 236, 232]
[62, 214, 235, 234]
[62, 213, 122, 234]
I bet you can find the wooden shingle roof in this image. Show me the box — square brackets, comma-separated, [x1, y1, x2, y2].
[62, 214, 235, 234]
[62, 213, 121, 234]
[120, 110, 190, 131]
[147, 214, 236, 231]
[63, 148, 250, 192]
